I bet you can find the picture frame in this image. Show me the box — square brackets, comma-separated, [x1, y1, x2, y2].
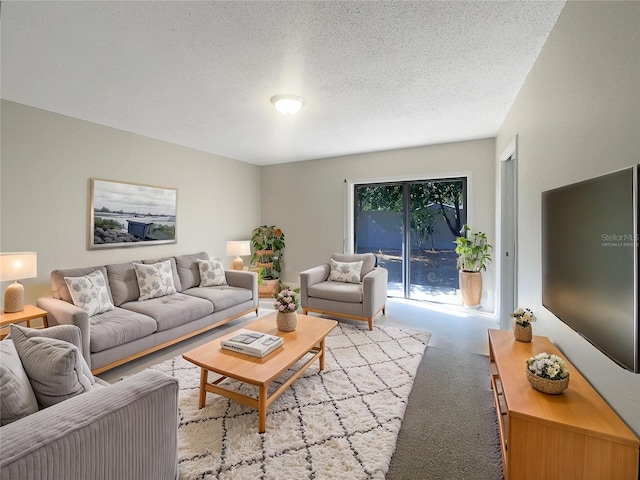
[89, 178, 177, 249]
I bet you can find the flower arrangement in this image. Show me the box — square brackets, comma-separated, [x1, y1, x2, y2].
[274, 288, 299, 313]
[526, 352, 569, 380]
[511, 307, 536, 326]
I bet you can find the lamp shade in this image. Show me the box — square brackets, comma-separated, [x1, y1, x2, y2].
[226, 241, 251, 257]
[0, 252, 37, 282]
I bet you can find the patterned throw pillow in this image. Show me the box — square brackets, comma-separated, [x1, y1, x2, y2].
[64, 270, 114, 316]
[328, 259, 363, 284]
[197, 259, 227, 287]
[133, 260, 177, 301]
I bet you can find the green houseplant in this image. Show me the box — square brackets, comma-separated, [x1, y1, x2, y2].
[454, 224, 492, 307]
[250, 225, 285, 297]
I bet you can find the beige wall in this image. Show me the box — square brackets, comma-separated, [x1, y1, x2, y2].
[261, 138, 497, 312]
[496, 1, 640, 435]
[0, 100, 261, 305]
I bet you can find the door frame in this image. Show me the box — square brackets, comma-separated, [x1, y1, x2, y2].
[498, 136, 518, 329]
[345, 172, 472, 300]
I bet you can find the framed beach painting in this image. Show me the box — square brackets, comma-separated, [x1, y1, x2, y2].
[89, 178, 177, 249]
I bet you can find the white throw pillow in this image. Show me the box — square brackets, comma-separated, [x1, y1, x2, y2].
[10, 325, 95, 409]
[197, 258, 227, 287]
[64, 270, 114, 316]
[328, 259, 363, 284]
[133, 260, 177, 301]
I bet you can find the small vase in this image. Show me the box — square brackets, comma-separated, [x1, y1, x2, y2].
[276, 311, 297, 332]
[514, 322, 532, 342]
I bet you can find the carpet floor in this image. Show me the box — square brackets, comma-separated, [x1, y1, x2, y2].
[151, 323, 431, 480]
[387, 343, 504, 479]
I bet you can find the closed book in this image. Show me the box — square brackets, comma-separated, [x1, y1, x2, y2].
[221, 329, 284, 358]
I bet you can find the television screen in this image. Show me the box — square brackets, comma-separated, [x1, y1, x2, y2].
[542, 166, 639, 373]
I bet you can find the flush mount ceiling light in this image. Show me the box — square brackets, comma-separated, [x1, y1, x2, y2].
[270, 94, 304, 115]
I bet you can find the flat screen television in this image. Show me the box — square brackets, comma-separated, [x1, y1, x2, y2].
[542, 165, 639, 373]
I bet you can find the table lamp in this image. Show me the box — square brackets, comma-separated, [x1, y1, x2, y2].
[226, 241, 251, 270]
[0, 252, 38, 313]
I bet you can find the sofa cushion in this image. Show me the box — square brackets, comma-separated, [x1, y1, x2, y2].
[183, 285, 253, 312]
[89, 307, 158, 353]
[175, 252, 209, 290]
[51, 265, 113, 304]
[121, 293, 213, 332]
[133, 260, 177, 301]
[328, 259, 363, 284]
[0, 340, 39, 426]
[308, 281, 363, 304]
[197, 258, 227, 287]
[10, 325, 95, 409]
[142, 256, 182, 292]
[106, 261, 142, 306]
[64, 270, 115, 316]
[331, 253, 376, 281]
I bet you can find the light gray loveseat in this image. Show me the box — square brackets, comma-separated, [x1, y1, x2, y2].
[37, 251, 258, 374]
[0, 324, 179, 480]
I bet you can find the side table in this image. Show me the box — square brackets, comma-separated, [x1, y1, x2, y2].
[0, 304, 49, 339]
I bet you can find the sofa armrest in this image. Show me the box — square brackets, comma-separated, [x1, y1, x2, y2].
[225, 270, 259, 307]
[36, 297, 91, 368]
[0, 369, 179, 480]
[362, 267, 388, 317]
[300, 264, 330, 306]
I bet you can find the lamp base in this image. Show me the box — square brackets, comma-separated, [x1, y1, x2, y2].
[4, 281, 25, 313]
[231, 257, 244, 271]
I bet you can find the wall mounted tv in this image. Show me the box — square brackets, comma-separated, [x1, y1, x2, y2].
[542, 165, 639, 373]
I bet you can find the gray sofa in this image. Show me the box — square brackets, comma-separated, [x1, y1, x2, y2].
[300, 253, 388, 330]
[0, 325, 179, 480]
[37, 251, 259, 374]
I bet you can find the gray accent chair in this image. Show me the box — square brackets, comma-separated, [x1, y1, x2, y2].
[0, 327, 179, 480]
[300, 253, 388, 330]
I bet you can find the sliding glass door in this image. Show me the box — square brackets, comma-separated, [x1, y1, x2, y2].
[354, 177, 467, 303]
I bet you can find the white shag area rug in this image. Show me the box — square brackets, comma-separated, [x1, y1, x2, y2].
[151, 323, 431, 480]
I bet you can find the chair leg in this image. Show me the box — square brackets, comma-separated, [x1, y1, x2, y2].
[382, 305, 386, 315]
[368, 318, 373, 330]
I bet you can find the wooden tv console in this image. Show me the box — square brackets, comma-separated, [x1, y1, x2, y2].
[488, 329, 639, 480]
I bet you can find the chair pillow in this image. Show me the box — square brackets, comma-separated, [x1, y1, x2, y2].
[328, 259, 363, 284]
[197, 258, 227, 287]
[331, 253, 376, 281]
[10, 325, 95, 409]
[64, 269, 115, 316]
[133, 260, 177, 301]
[0, 340, 39, 425]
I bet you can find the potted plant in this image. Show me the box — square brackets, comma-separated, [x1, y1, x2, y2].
[525, 352, 570, 394]
[454, 224, 492, 307]
[250, 225, 285, 297]
[274, 288, 300, 331]
[511, 307, 536, 342]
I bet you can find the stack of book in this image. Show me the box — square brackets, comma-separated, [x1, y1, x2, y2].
[221, 329, 284, 358]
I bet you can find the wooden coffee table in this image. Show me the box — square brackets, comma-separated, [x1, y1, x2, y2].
[182, 313, 337, 433]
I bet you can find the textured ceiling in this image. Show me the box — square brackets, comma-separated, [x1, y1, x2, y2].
[1, 1, 566, 165]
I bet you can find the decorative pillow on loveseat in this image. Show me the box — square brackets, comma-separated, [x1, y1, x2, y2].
[133, 260, 177, 301]
[197, 259, 227, 287]
[328, 259, 364, 284]
[64, 269, 115, 316]
[10, 324, 95, 409]
[0, 340, 39, 425]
